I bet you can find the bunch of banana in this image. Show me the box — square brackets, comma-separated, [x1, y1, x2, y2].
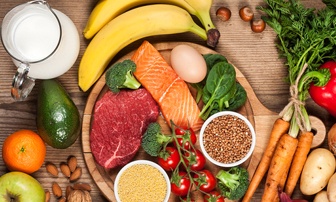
[79, 2, 220, 92]
[83, 0, 219, 40]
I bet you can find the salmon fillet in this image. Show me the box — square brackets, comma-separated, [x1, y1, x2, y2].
[131, 41, 204, 131]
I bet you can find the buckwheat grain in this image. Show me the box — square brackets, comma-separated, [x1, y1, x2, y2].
[203, 115, 252, 164]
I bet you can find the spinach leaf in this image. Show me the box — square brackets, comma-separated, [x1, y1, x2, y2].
[191, 54, 228, 103]
[204, 53, 228, 73]
[226, 82, 247, 111]
[204, 62, 236, 100]
[215, 81, 237, 111]
[199, 61, 236, 119]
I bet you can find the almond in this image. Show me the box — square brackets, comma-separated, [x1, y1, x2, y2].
[60, 162, 71, 177]
[52, 182, 62, 198]
[46, 162, 59, 177]
[66, 185, 73, 198]
[45, 190, 50, 202]
[58, 197, 66, 202]
[73, 183, 92, 192]
[67, 155, 77, 172]
[69, 167, 82, 182]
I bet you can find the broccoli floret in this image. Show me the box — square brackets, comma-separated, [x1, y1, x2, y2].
[141, 122, 172, 157]
[216, 166, 249, 200]
[105, 59, 141, 93]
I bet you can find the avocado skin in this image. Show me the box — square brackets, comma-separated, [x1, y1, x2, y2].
[37, 79, 81, 149]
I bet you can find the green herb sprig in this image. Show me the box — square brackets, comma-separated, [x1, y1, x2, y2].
[258, 0, 336, 137]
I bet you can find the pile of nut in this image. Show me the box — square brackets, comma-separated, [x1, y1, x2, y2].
[45, 155, 92, 202]
[215, 5, 266, 33]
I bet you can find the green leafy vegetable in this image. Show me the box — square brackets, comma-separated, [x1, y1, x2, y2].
[196, 54, 247, 120]
[203, 53, 228, 71]
[105, 59, 141, 93]
[227, 82, 247, 111]
[191, 54, 228, 103]
[199, 61, 236, 120]
[258, 0, 336, 137]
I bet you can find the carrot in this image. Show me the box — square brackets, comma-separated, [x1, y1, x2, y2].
[274, 171, 289, 202]
[242, 118, 290, 202]
[261, 133, 298, 202]
[284, 131, 313, 197]
[279, 169, 288, 190]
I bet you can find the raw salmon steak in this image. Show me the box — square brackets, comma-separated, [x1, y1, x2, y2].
[131, 40, 204, 131]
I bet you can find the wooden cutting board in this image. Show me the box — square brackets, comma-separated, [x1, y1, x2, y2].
[81, 42, 326, 202]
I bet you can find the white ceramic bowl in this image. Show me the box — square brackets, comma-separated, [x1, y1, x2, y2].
[199, 111, 256, 167]
[114, 160, 170, 202]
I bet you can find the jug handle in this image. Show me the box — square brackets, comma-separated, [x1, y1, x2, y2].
[11, 63, 35, 101]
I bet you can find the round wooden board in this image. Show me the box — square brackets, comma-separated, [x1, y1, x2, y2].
[81, 42, 326, 202]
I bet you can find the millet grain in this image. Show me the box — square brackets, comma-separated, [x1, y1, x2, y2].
[117, 164, 167, 202]
[203, 115, 252, 164]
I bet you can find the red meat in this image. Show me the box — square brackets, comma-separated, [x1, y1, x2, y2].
[90, 88, 159, 169]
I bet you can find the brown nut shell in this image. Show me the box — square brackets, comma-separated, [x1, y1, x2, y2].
[58, 197, 66, 202]
[67, 156, 78, 172]
[45, 190, 51, 202]
[251, 18, 266, 33]
[52, 182, 62, 198]
[67, 190, 92, 202]
[82, 190, 92, 202]
[216, 7, 231, 22]
[73, 183, 92, 192]
[239, 6, 254, 22]
[66, 185, 74, 198]
[60, 162, 71, 177]
[46, 162, 59, 177]
[70, 167, 82, 182]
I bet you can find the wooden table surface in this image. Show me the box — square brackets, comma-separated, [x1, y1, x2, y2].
[0, 0, 335, 201]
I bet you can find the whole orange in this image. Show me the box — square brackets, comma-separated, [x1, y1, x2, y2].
[2, 129, 46, 174]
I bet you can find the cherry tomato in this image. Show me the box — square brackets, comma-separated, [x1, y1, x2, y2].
[204, 191, 225, 202]
[174, 127, 197, 150]
[158, 147, 180, 171]
[184, 149, 206, 171]
[171, 171, 191, 196]
[194, 170, 216, 193]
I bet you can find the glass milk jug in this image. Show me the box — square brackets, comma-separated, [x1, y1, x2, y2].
[0, 0, 80, 100]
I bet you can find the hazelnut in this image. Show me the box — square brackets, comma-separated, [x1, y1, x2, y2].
[251, 18, 266, 33]
[216, 7, 231, 22]
[239, 6, 254, 22]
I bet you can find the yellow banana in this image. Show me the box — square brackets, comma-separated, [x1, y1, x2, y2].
[184, 0, 215, 31]
[83, 0, 218, 41]
[83, 0, 196, 39]
[184, 0, 219, 47]
[78, 4, 207, 92]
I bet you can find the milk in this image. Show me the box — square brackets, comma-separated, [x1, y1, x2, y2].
[9, 4, 80, 79]
[9, 7, 60, 61]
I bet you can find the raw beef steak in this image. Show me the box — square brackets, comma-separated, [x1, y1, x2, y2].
[90, 88, 159, 169]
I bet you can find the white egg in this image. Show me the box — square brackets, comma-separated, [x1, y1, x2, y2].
[170, 44, 207, 83]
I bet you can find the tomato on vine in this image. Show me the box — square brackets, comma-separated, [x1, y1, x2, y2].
[158, 146, 180, 171]
[194, 169, 216, 193]
[174, 127, 197, 150]
[204, 191, 225, 202]
[171, 171, 191, 196]
[184, 149, 206, 171]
